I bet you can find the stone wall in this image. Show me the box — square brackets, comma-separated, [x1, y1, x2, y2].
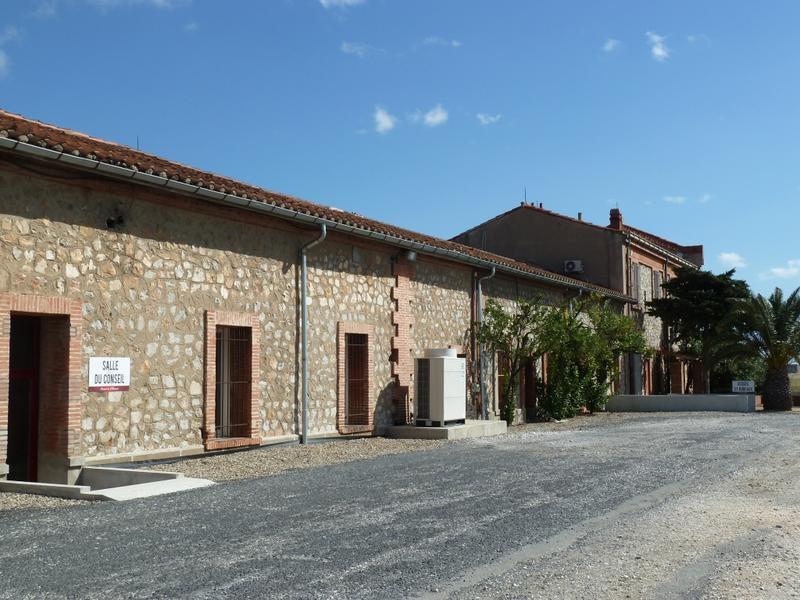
[305, 244, 395, 433]
[0, 168, 396, 460]
[411, 259, 472, 355]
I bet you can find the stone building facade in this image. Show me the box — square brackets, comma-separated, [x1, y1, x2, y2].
[0, 110, 631, 484]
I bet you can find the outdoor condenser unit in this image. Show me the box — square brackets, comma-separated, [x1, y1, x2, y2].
[415, 349, 466, 427]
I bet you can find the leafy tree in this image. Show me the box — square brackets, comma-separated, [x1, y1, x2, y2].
[477, 298, 550, 425]
[540, 304, 594, 420]
[746, 287, 800, 410]
[710, 356, 765, 394]
[583, 296, 648, 411]
[647, 267, 751, 393]
[541, 297, 647, 418]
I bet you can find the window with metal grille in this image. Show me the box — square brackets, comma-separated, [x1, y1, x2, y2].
[215, 325, 252, 438]
[345, 333, 369, 426]
[416, 358, 430, 420]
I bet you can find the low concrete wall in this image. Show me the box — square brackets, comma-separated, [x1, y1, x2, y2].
[607, 394, 756, 413]
[76, 467, 181, 490]
[0, 480, 90, 499]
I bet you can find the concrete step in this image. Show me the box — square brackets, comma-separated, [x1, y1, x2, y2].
[384, 419, 507, 440]
[0, 467, 214, 502]
[82, 477, 214, 501]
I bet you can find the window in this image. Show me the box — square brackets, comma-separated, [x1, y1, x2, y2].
[215, 325, 252, 438]
[337, 322, 374, 434]
[629, 263, 640, 301]
[653, 271, 664, 299]
[345, 333, 370, 426]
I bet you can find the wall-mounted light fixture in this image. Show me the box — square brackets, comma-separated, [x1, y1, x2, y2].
[106, 214, 125, 229]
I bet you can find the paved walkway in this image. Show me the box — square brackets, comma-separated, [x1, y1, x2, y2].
[1, 413, 798, 599]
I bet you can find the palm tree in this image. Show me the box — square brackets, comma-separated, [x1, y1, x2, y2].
[748, 287, 800, 411]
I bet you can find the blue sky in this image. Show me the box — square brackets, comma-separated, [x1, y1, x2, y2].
[1, 0, 799, 294]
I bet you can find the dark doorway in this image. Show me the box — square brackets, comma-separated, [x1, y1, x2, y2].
[215, 325, 253, 438]
[8, 316, 41, 481]
[522, 358, 538, 421]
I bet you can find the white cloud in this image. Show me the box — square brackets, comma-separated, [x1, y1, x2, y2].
[421, 36, 461, 48]
[687, 33, 711, 45]
[476, 113, 502, 126]
[603, 38, 619, 52]
[719, 252, 746, 269]
[413, 104, 448, 127]
[646, 31, 670, 61]
[0, 26, 20, 46]
[0, 50, 8, 79]
[767, 259, 800, 279]
[320, 0, 365, 8]
[340, 41, 368, 57]
[663, 195, 686, 204]
[86, 0, 188, 8]
[184, 21, 198, 32]
[33, 2, 58, 17]
[373, 106, 396, 134]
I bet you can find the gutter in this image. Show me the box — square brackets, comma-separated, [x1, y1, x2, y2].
[0, 137, 634, 303]
[627, 231, 697, 270]
[299, 225, 327, 445]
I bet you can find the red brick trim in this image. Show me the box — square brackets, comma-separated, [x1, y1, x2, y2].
[203, 310, 261, 450]
[205, 437, 261, 451]
[337, 322, 375, 434]
[0, 293, 83, 473]
[391, 257, 416, 424]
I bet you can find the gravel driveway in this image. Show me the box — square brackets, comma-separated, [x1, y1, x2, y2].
[0, 412, 797, 599]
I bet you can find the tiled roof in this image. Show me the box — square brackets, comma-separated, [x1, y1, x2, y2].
[0, 109, 634, 301]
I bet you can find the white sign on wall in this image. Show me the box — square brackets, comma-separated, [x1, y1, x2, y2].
[732, 380, 755, 394]
[88, 357, 131, 392]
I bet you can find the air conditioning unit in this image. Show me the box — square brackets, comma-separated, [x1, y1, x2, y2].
[564, 259, 584, 274]
[415, 349, 466, 427]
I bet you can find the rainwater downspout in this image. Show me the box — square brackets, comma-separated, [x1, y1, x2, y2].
[477, 267, 496, 420]
[300, 224, 327, 444]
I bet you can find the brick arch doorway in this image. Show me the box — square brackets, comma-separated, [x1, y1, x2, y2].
[1, 294, 82, 484]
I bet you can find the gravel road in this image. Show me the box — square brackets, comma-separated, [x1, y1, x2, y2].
[0, 412, 797, 599]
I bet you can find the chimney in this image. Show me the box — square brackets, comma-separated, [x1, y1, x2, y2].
[577, 212, 583, 221]
[609, 208, 623, 230]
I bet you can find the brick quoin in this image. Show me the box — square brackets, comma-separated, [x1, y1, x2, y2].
[391, 256, 416, 424]
[203, 310, 262, 451]
[0, 293, 82, 477]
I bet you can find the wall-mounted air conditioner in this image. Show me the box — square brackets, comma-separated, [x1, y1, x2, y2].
[415, 349, 466, 427]
[564, 259, 584, 274]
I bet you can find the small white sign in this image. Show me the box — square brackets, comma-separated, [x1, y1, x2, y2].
[732, 380, 755, 394]
[89, 357, 130, 392]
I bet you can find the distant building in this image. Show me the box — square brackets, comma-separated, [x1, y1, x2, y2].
[452, 204, 704, 395]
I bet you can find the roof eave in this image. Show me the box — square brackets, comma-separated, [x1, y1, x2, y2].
[0, 135, 635, 304]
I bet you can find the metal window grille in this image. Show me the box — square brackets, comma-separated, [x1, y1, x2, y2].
[416, 358, 430, 420]
[215, 325, 252, 438]
[345, 333, 369, 426]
